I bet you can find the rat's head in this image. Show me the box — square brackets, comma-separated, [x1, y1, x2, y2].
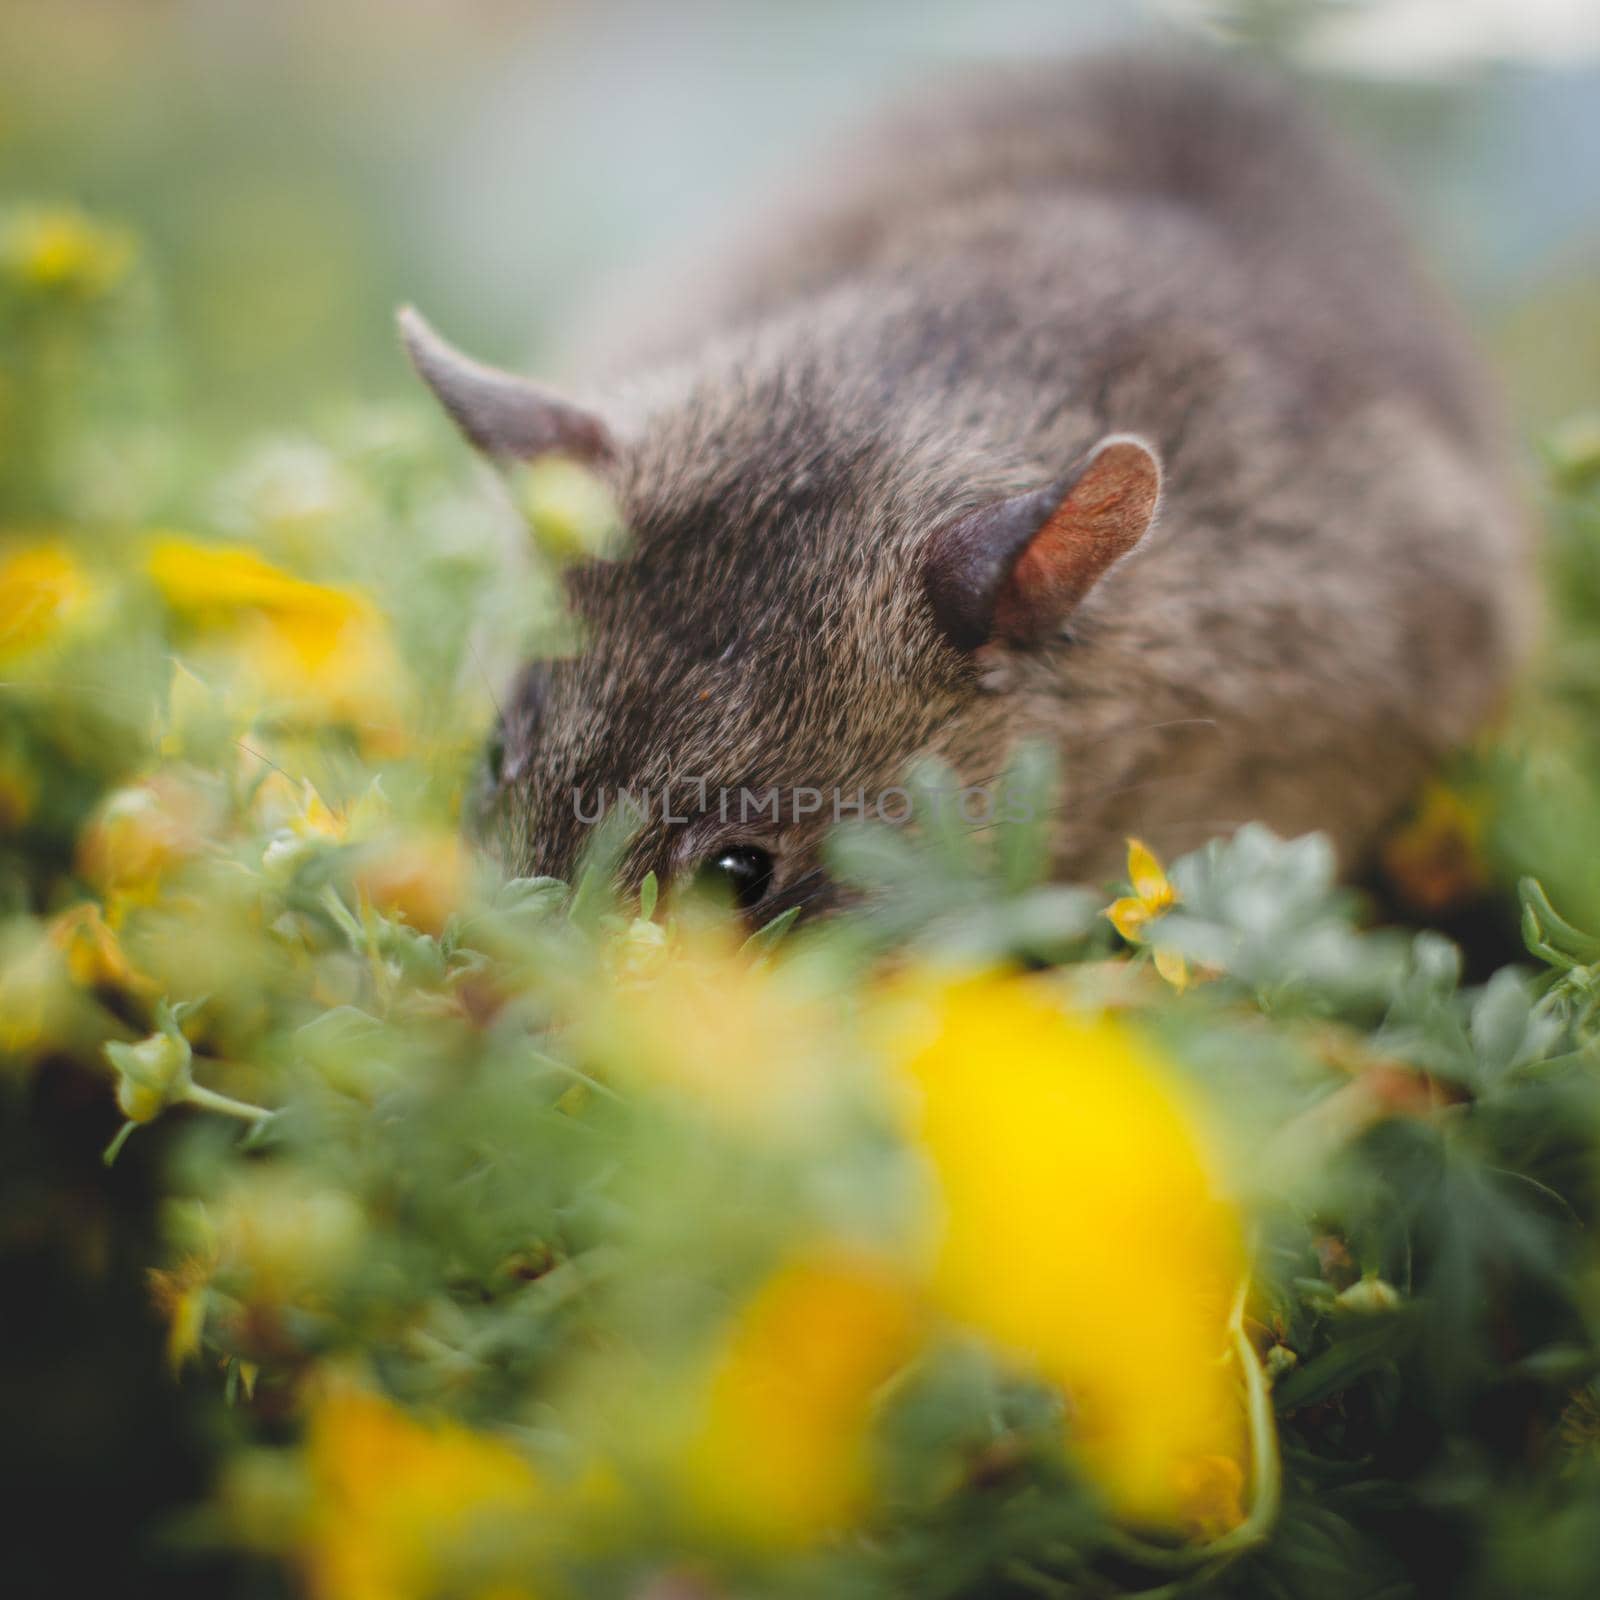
[403, 310, 1161, 919]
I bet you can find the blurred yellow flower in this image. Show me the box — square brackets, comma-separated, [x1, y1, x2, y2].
[253, 770, 345, 841]
[2, 206, 134, 299]
[0, 921, 72, 1061]
[0, 540, 91, 662]
[684, 1251, 919, 1547]
[77, 772, 221, 905]
[353, 829, 468, 937]
[48, 901, 153, 993]
[254, 771, 351, 881]
[880, 970, 1250, 1531]
[581, 928, 852, 1136]
[149, 1254, 213, 1372]
[149, 536, 333, 613]
[301, 1383, 542, 1600]
[213, 1171, 365, 1308]
[146, 536, 402, 736]
[1105, 837, 1189, 991]
[1380, 780, 1488, 914]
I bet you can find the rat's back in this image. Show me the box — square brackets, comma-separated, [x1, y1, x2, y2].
[414, 50, 1532, 891]
[607, 52, 1501, 462]
[585, 52, 1530, 875]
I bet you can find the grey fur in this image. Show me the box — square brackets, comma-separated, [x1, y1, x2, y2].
[419, 51, 1532, 915]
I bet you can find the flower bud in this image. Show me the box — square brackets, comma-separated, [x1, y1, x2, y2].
[1264, 1344, 1299, 1382]
[106, 1027, 192, 1123]
[1335, 1276, 1403, 1315]
[514, 457, 627, 566]
[79, 773, 217, 897]
[1548, 413, 1600, 494]
[615, 916, 670, 980]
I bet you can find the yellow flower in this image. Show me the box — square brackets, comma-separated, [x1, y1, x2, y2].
[301, 1383, 542, 1600]
[684, 1252, 920, 1547]
[1380, 780, 1488, 915]
[148, 535, 333, 613]
[2, 206, 134, 299]
[213, 1171, 365, 1308]
[0, 921, 72, 1061]
[353, 830, 469, 937]
[0, 541, 91, 662]
[77, 772, 220, 905]
[880, 970, 1251, 1531]
[146, 536, 402, 737]
[253, 771, 352, 880]
[1105, 837, 1188, 991]
[149, 1254, 214, 1371]
[253, 770, 346, 841]
[48, 902, 153, 994]
[579, 926, 852, 1138]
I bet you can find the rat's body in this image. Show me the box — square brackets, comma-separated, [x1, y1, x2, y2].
[406, 52, 1530, 919]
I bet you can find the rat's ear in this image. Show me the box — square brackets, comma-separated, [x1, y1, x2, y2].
[398, 306, 615, 466]
[924, 435, 1161, 651]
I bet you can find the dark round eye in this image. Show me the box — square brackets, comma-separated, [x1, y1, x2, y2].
[696, 844, 774, 911]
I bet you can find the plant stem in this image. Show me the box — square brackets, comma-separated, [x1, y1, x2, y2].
[185, 1082, 273, 1123]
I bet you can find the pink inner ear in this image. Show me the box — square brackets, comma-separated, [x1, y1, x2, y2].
[993, 440, 1160, 641]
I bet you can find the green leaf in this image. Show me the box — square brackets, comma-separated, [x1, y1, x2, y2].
[740, 903, 800, 957]
[995, 740, 1058, 895]
[1275, 1318, 1413, 1411]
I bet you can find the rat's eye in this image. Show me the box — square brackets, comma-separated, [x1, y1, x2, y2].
[695, 844, 774, 911]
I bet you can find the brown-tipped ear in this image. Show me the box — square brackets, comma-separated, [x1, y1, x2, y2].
[923, 435, 1161, 651]
[398, 306, 615, 466]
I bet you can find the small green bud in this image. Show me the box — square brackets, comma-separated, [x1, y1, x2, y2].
[1548, 413, 1600, 493]
[106, 1025, 192, 1123]
[514, 457, 627, 566]
[1263, 1344, 1299, 1382]
[1335, 1276, 1403, 1315]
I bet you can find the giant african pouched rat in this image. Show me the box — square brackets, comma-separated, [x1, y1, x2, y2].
[402, 51, 1531, 921]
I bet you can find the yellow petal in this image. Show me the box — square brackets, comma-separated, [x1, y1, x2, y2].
[167, 1283, 207, 1371]
[685, 1252, 919, 1546]
[1175, 1453, 1246, 1541]
[1125, 838, 1175, 912]
[1105, 896, 1150, 945]
[3, 207, 134, 298]
[1379, 781, 1487, 915]
[1153, 946, 1191, 993]
[302, 1384, 541, 1600]
[883, 971, 1249, 1529]
[0, 541, 91, 662]
[146, 537, 404, 738]
[146, 536, 338, 614]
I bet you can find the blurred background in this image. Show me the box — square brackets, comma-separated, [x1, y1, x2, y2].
[2, 2, 1598, 1595]
[3, 0, 1597, 447]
